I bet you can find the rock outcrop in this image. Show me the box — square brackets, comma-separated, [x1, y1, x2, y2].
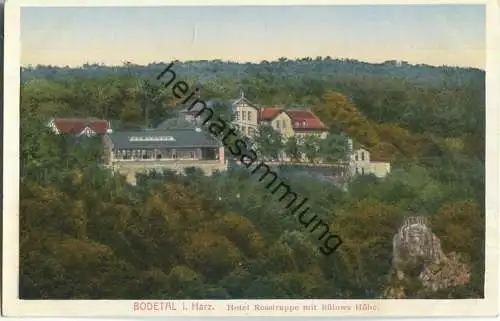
[419, 252, 471, 292]
[383, 216, 470, 298]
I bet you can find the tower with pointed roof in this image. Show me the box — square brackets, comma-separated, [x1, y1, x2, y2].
[231, 89, 259, 137]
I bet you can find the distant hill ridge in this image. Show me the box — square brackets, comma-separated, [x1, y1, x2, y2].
[20, 58, 484, 87]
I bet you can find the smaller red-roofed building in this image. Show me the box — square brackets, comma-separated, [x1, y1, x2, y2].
[48, 118, 112, 137]
[258, 107, 283, 121]
[258, 107, 295, 139]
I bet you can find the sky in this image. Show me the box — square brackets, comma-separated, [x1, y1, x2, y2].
[20, 5, 486, 69]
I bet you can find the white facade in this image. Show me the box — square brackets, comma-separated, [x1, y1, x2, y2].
[350, 147, 370, 176]
[47, 119, 60, 134]
[347, 138, 390, 178]
[232, 92, 259, 137]
[269, 112, 294, 139]
[368, 162, 391, 178]
[176, 93, 392, 179]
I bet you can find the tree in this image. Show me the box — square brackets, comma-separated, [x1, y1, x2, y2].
[431, 201, 484, 266]
[312, 92, 380, 149]
[18, 61, 485, 300]
[92, 79, 120, 119]
[160, 266, 207, 299]
[120, 101, 144, 129]
[319, 132, 350, 162]
[284, 136, 301, 162]
[210, 101, 234, 123]
[300, 135, 321, 163]
[333, 199, 403, 298]
[253, 124, 283, 160]
[377, 165, 446, 213]
[183, 232, 243, 283]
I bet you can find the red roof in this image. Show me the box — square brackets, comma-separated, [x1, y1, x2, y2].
[51, 118, 110, 135]
[259, 108, 283, 121]
[286, 110, 326, 131]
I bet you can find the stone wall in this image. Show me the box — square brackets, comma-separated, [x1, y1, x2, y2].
[110, 160, 228, 185]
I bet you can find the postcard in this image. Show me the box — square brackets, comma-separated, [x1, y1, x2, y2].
[2, 0, 499, 318]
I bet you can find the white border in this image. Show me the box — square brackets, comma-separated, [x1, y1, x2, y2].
[3, 0, 499, 317]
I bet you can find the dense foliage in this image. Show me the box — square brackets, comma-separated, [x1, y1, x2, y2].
[20, 59, 484, 299]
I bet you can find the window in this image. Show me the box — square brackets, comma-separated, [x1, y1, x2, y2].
[355, 154, 359, 161]
[249, 127, 255, 136]
[235, 112, 240, 120]
[355, 167, 359, 174]
[128, 136, 175, 142]
[276, 121, 280, 129]
[247, 111, 252, 122]
[361, 168, 365, 175]
[361, 152, 365, 161]
[242, 111, 246, 121]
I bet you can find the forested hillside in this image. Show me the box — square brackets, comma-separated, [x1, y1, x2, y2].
[20, 59, 485, 299]
[21, 58, 484, 88]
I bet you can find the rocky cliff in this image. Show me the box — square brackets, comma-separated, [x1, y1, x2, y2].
[383, 216, 471, 298]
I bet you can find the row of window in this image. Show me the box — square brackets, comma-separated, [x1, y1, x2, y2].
[355, 167, 365, 175]
[236, 118, 306, 129]
[239, 126, 256, 136]
[235, 111, 254, 122]
[296, 132, 321, 136]
[274, 119, 288, 129]
[129, 136, 176, 142]
[113, 151, 210, 160]
[294, 121, 307, 127]
[354, 152, 366, 161]
[112, 149, 219, 161]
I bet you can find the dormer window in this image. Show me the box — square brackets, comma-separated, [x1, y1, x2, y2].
[301, 121, 306, 127]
